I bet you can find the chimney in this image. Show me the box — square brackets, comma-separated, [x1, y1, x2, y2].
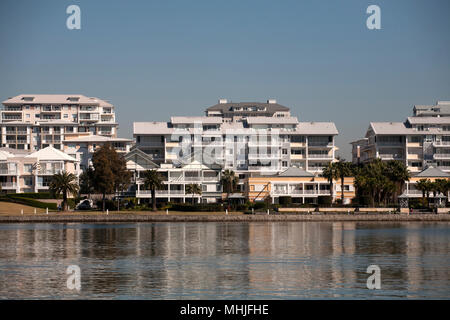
[218, 99, 228, 104]
[267, 99, 277, 104]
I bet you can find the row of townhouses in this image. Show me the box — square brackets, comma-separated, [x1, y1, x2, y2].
[2, 94, 450, 204]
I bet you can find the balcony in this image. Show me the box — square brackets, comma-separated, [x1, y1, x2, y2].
[308, 154, 333, 159]
[0, 182, 17, 188]
[39, 169, 63, 175]
[434, 154, 450, 159]
[433, 141, 450, 147]
[379, 154, 403, 160]
[248, 153, 280, 159]
[138, 142, 165, 147]
[0, 169, 17, 175]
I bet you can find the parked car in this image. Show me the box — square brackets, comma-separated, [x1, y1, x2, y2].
[75, 199, 94, 210]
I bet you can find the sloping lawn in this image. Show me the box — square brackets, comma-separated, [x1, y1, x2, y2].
[0, 202, 47, 215]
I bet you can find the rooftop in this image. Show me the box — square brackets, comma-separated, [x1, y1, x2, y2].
[2, 94, 113, 108]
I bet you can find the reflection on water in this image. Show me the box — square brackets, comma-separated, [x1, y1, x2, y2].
[0, 222, 449, 299]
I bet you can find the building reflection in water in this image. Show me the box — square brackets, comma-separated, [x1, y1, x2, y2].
[0, 222, 449, 299]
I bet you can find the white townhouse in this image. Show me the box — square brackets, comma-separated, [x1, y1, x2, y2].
[0, 146, 79, 193]
[351, 101, 450, 174]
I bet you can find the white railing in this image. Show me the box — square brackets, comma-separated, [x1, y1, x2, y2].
[272, 190, 330, 195]
[308, 154, 332, 158]
[434, 154, 450, 159]
[0, 182, 17, 188]
[0, 169, 17, 175]
[433, 141, 450, 146]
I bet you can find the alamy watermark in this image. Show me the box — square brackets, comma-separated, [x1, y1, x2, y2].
[366, 265, 381, 289]
[66, 265, 81, 291]
[66, 5, 81, 30]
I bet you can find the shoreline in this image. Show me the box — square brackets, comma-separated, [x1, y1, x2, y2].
[1, 213, 450, 223]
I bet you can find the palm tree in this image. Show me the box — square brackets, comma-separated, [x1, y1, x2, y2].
[220, 169, 238, 206]
[415, 179, 433, 207]
[185, 183, 202, 204]
[321, 162, 339, 202]
[335, 161, 354, 204]
[49, 171, 80, 212]
[142, 170, 164, 211]
[385, 160, 410, 203]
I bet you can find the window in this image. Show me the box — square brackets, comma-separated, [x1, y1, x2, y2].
[64, 114, 68, 118]
[24, 177, 33, 186]
[26, 114, 30, 118]
[282, 161, 288, 167]
[282, 149, 288, 155]
[24, 164, 33, 173]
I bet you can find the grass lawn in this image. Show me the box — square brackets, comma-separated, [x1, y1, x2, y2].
[0, 202, 243, 216]
[0, 202, 47, 215]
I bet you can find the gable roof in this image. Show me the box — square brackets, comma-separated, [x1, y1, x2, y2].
[277, 167, 314, 177]
[415, 166, 450, 178]
[64, 134, 132, 143]
[25, 146, 77, 161]
[0, 150, 15, 161]
[125, 148, 159, 170]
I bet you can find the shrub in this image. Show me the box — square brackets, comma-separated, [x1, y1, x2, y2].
[169, 203, 223, 212]
[251, 201, 268, 210]
[1, 196, 57, 210]
[279, 196, 292, 206]
[318, 196, 332, 206]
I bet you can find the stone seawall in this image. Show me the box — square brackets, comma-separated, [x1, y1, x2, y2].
[1, 214, 450, 223]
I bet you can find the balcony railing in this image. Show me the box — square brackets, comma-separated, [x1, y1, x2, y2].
[39, 169, 63, 175]
[0, 169, 17, 175]
[308, 154, 332, 158]
[0, 182, 17, 188]
[434, 154, 450, 159]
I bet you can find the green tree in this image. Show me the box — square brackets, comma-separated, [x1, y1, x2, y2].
[79, 166, 95, 198]
[415, 179, 433, 207]
[142, 169, 164, 211]
[185, 183, 202, 204]
[49, 171, 79, 212]
[321, 162, 339, 203]
[220, 169, 238, 206]
[385, 160, 410, 203]
[92, 144, 131, 211]
[335, 161, 354, 204]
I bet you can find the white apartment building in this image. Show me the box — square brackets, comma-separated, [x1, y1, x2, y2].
[0, 146, 79, 193]
[125, 148, 222, 203]
[351, 101, 450, 173]
[130, 99, 339, 202]
[1, 94, 118, 151]
[134, 99, 339, 176]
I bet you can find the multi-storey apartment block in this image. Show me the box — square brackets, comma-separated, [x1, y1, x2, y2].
[0, 146, 79, 193]
[134, 99, 338, 175]
[351, 101, 450, 173]
[1, 94, 118, 151]
[131, 99, 339, 203]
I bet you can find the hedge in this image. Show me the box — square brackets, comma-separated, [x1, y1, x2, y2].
[0, 195, 57, 210]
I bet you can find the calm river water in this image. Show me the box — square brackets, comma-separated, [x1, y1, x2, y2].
[0, 222, 449, 299]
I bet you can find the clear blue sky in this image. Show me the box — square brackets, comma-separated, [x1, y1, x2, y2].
[1, 0, 449, 159]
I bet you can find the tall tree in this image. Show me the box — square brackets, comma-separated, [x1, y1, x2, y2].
[92, 144, 131, 211]
[335, 161, 354, 204]
[49, 171, 80, 212]
[321, 162, 339, 202]
[415, 179, 433, 207]
[185, 183, 202, 204]
[142, 169, 164, 211]
[385, 160, 410, 203]
[79, 166, 95, 198]
[220, 169, 238, 206]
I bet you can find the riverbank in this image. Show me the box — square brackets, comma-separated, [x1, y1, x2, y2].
[0, 212, 450, 223]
